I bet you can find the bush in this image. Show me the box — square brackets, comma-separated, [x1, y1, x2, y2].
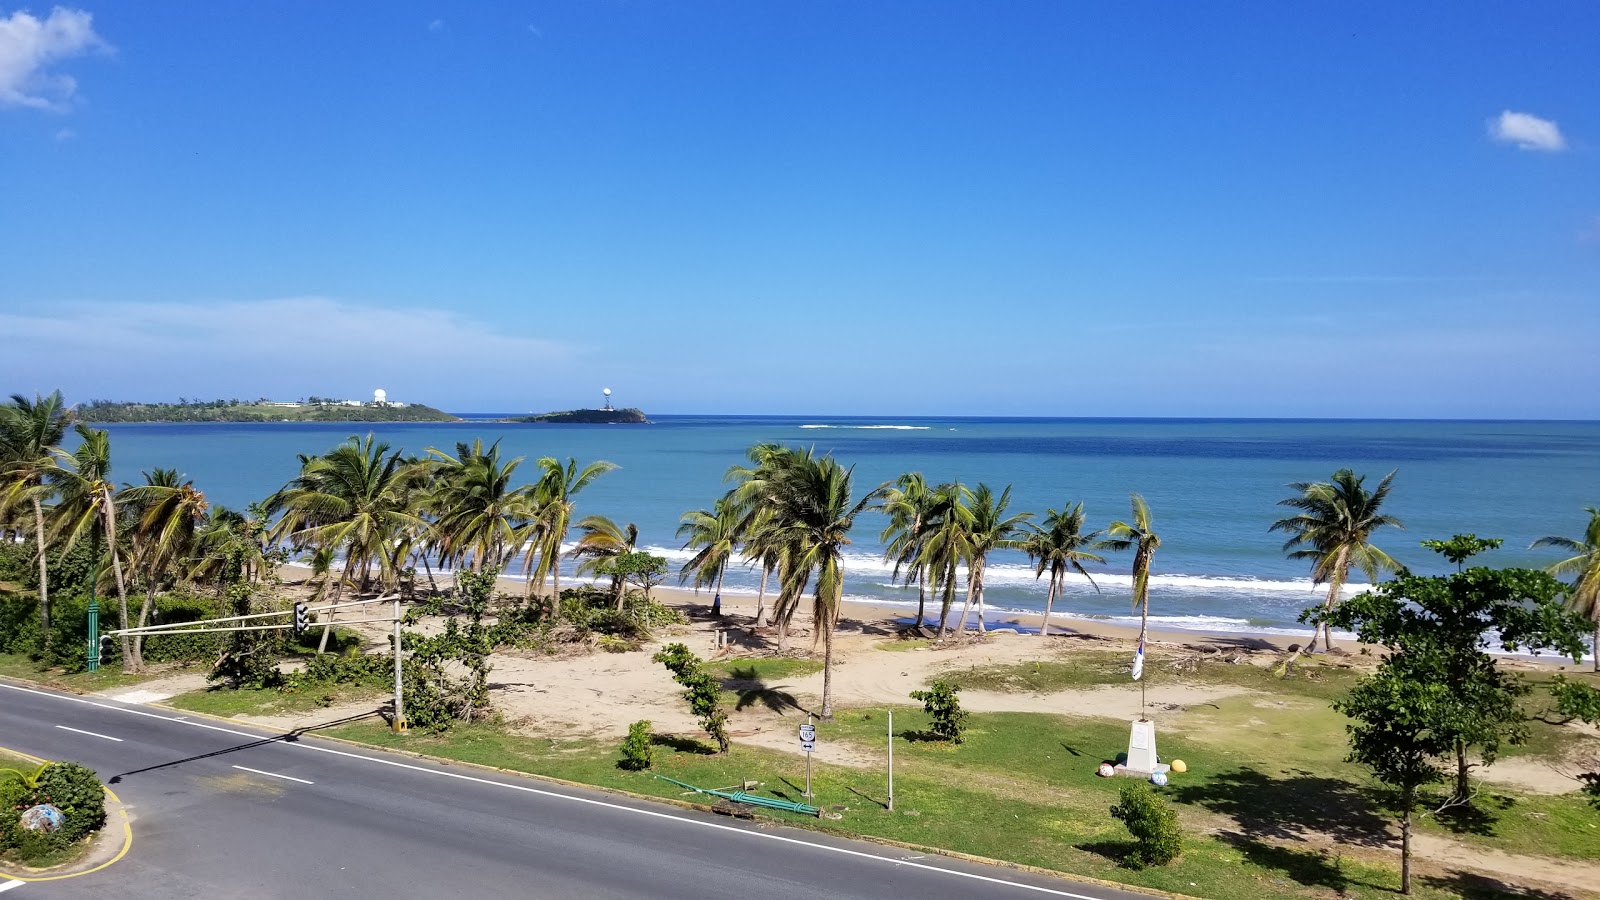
[1109, 781, 1182, 868]
[0, 761, 106, 859]
[653, 643, 730, 753]
[289, 652, 392, 688]
[619, 719, 654, 770]
[140, 593, 225, 663]
[909, 680, 968, 743]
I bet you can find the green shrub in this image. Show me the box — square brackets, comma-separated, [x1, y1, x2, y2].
[619, 719, 654, 770]
[1109, 781, 1182, 868]
[909, 680, 969, 743]
[0, 761, 106, 858]
[0, 591, 39, 655]
[290, 652, 392, 688]
[653, 643, 730, 753]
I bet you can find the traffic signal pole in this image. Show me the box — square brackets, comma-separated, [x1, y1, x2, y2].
[392, 593, 406, 733]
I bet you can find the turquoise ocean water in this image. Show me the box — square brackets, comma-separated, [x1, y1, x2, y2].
[99, 416, 1600, 644]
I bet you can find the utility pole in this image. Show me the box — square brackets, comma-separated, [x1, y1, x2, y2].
[392, 592, 406, 733]
[887, 709, 894, 811]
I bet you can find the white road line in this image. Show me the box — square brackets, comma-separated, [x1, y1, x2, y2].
[0, 683, 1105, 899]
[232, 765, 313, 785]
[54, 725, 124, 742]
[0, 878, 23, 892]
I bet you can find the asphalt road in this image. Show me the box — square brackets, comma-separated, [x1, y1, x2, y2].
[0, 681, 1153, 900]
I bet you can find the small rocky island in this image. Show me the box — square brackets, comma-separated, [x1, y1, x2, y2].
[508, 408, 649, 424]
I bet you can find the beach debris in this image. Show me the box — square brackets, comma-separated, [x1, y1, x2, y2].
[1098, 763, 1115, 777]
[1150, 771, 1169, 786]
[1170, 759, 1188, 774]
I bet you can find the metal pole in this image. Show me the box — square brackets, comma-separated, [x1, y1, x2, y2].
[392, 593, 406, 733]
[87, 529, 100, 672]
[887, 709, 894, 811]
[804, 714, 813, 799]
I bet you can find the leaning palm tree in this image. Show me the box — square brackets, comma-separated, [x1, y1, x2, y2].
[1103, 493, 1162, 649]
[0, 390, 73, 635]
[740, 507, 783, 627]
[918, 482, 974, 640]
[528, 457, 618, 611]
[762, 451, 888, 718]
[120, 469, 208, 665]
[1532, 508, 1600, 672]
[45, 426, 136, 670]
[953, 483, 1032, 637]
[571, 515, 638, 608]
[1270, 469, 1403, 652]
[881, 472, 937, 629]
[677, 497, 740, 616]
[1022, 502, 1106, 638]
[266, 434, 423, 653]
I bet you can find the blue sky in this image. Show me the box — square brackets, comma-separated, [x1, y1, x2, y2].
[2, 2, 1596, 417]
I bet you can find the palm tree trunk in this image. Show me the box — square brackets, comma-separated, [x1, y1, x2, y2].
[820, 585, 837, 719]
[754, 564, 770, 627]
[318, 550, 353, 655]
[31, 496, 50, 636]
[712, 567, 725, 617]
[102, 500, 135, 672]
[1040, 573, 1058, 638]
[937, 567, 956, 640]
[133, 581, 157, 667]
[915, 564, 927, 629]
[955, 566, 978, 638]
[1592, 618, 1598, 674]
[974, 564, 987, 635]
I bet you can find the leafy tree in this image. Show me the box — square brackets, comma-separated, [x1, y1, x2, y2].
[908, 679, 968, 743]
[1020, 502, 1105, 638]
[880, 472, 937, 628]
[402, 567, 497, 731]
[951, 483, 1031, 637]
[46, 426, 137, 670]
[653, 642, 729, 752]
[1548, 676, 1600, 805]
[676, 498, 739, 616]
[0, 390, 73, 636]
[1315, 538, 1588, 805]
[1109, 781, 1182, 869]
[1104, 493, 1162, 648]
[571, 515, 639, 608]
[1271, 468, 1403, 653]
[120, 469, 209, 666]
[918, 481, 974, 640]
[422, 439, 536, 572]
[528, 457, 617, 611]
[1531, 507, 1600, 672]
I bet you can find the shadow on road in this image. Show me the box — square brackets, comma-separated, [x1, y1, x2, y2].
[107, 710, 381, 784]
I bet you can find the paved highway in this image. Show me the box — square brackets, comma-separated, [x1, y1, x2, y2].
[0, 681, 1152, 899]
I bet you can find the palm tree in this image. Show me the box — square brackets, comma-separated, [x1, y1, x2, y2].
[881, 473, 937, 629]
[723, 442, 791, 628]
[919, 482, 974, 640]
[1103, 493, 1162, 649]
[676, 497, 740, 615]
[45, 426, 136, 670]
[953, 483, 1031, 637]
[740, 507, 783, 627]
[188, 505, 271, 592]
[761, 451, 888, 718]
[1270, 469, 1403, 652]
[120, 469, 208, 664]
[1022, 502, 1106, 638]
[424, 439, 536, 572]
[266, 434, 423, 652]
[1532, 508, 1600, 672]
[0, 390, 72, 635]
[528, 457, 618, 611]
[571, 515, 638, 608]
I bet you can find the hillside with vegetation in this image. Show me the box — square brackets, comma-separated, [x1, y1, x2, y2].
[76, 399, 461, 423]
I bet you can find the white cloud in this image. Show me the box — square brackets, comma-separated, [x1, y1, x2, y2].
[1488, 109, 1566, 152]
[53, 125, 74, 140]
[0, 6, 107, 110]
[428, 18, 444, 32]
[0, 297, 575, 404]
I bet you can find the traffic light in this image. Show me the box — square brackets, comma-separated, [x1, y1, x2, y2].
[292, 602, 309, 637]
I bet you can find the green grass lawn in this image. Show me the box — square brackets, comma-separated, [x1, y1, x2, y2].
[0, 652, 179, 694]
[166, 682, 387, 718]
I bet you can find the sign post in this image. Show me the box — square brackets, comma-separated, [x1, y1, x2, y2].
[800, 717, 817, 798]
[886, 709, 894, 811]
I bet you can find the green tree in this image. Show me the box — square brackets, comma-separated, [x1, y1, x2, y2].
[1021, 502, 1106, 638]
[908, 679, 968, 743]
[45, 426, 136, 670]
[1532, 507, 1600, 672]
[653, 642, 730, 752]
[881, 472, 937, 628]
[1104, 493, 1162, 648]
[423, 439, 536, 573]
[571, 515, 639, 609]
[0, 390, 73, 636]
[267, 434, 423, 652]
[952, 483, 1031, 637]
[1108, 781, 1182, 869]
[919, 481, 974, 640]
[1335, 666, 1451, 895]
[120, 468, 209, 666]
[676, 497, 739, 616]
[1316, 539, 1589, 805]
[528, 457, 618, 612]
[1271, 469, 1403, 652]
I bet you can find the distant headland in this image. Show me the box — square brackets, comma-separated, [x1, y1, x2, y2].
[76, 394, 461, 424]
[507, 408, 650, 424]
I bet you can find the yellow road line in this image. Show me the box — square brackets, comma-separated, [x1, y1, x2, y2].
[0, 744, 132, 882]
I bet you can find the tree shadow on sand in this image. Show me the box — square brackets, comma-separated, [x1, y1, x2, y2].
[1171, 766, 1391, 847]
[1420, 871, 1577, 900]
[719, 666, 808, 715]
[651, 733, 716, 755]
[1214, 830, 1399, 895]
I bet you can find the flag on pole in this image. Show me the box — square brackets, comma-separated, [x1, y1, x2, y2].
[1131, 637, 1145, 681]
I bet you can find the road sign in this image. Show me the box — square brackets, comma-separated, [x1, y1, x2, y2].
[799, 723, 816, 753]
